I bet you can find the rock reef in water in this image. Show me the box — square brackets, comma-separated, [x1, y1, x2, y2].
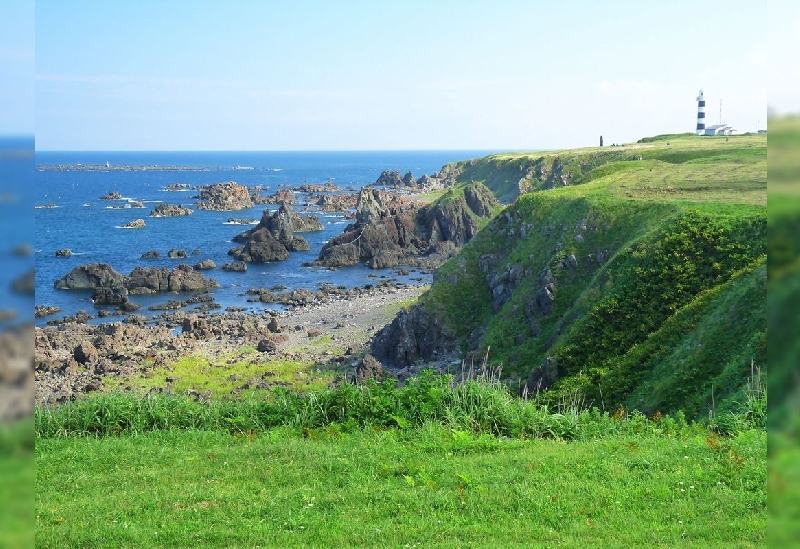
[150, 203, 194, 217]
[54, 263, 219, 295]
[228, 203, 323, 263]
[121, 219, 146, 228]
[195, 181, 253, 211]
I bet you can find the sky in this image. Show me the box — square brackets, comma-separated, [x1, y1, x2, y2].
[26, 1, 775, 151]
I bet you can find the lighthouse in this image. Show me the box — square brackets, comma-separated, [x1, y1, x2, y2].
[695, 89, 706, 135]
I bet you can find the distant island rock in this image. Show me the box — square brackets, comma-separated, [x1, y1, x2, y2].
[150, 203, 194, 217]
[165, 183, 193, 191]
[195, 182, 253, 211]
[100, 191, 122, 200]
[121, 219, 146, 228]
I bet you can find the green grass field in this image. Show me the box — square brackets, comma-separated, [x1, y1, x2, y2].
[37, 422, 764, 548]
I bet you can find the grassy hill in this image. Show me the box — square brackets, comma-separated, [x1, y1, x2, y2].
[407, 134, 766, 418]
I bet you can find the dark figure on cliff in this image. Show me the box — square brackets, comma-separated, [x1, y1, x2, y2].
[600, 135, 604, 147]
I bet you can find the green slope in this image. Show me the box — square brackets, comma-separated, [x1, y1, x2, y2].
[410, 133, 766, 417]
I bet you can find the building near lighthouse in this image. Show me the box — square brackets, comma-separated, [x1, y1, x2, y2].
[695, 89, 736, 135]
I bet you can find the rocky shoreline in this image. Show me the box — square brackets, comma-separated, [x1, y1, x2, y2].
[35, 283, 433, 406]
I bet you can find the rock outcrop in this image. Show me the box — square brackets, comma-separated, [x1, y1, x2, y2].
[54, 263, 127, 290]
[314, 193, 358, 212]
[55, 263, 219, 295]
[256, 189, 295, 205]
[308, 183, 498, 269]
[195, 182, 253, 211]
[150, 203, 194, 217]
[371, 305, 457, 370]
[228, 204, 320, 263]
[193, 259, 216, 270]
[121, 219, 146, 228]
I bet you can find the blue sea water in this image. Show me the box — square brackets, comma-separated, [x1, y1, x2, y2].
[1, 137, 35, 325]
[35, 150, 491, 326]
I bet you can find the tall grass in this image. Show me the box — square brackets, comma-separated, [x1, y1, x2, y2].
[35, 371, 765, 440]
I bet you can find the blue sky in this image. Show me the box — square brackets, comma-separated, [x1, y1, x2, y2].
[31, 1, 769, 150]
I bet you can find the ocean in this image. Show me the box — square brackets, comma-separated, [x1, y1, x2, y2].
[34, 150, 492, 326]
[1, 137, 35, 325]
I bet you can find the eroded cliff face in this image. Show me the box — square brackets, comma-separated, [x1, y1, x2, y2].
[370, 304, 458, 374]
[307, 183, 499, 270]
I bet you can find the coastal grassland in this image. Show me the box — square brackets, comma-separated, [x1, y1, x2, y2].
[415, 134, 766, 417]
[0, 419, 34, 549]
[35, 395, 765, 548]
[102, 354, 335, 400]
[451, 133, 765, 204]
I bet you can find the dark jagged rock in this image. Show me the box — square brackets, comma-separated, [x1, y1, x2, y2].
[376, 170, 404, 187]
[464, 183, 497, 217]
[35, 305, 61, 318]
[371, 304, 457, 368]
[355, 354, 388, 383]
[228, 203, 316, 263]
[402, 171, 417, 187]
[257, 338, 277, 353]
[294, 182, 340, 193]
[195, 181, 253, 211]
[150, 203, 194, 217]
[257, 189, 295, 205]
[308, 183, 497, 270]
[55, 263, 126, 290]
[56, 262, 219, 295]
[194, 259, 216, 270]
[126, 265, 219, 293]
[222, 261, 247, 272]
[141, 249, 161, 259]
[167, 248, 188, 259]
[314, 193, 358, 212]
[92, 286, 129, 305]
[100, 191, 122, 200]
[73, 341, 99, 365]
[55, 248, 72, 257]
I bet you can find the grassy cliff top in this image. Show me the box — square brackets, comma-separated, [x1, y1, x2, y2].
[448, 133, 766, 205]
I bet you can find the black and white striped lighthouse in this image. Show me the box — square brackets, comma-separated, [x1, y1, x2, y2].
[695, 89, 706, 135]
